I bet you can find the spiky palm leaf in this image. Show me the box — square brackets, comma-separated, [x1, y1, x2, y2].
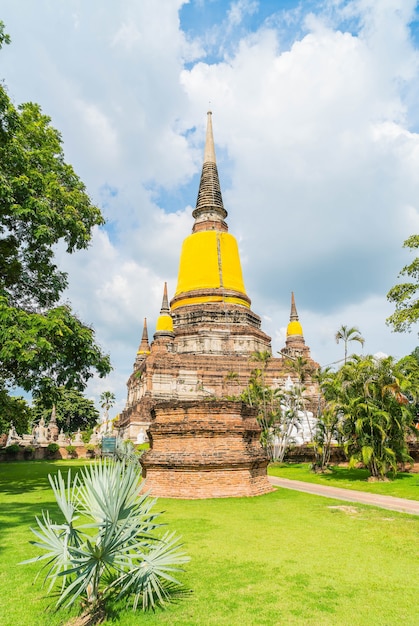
[24, 459, 189, 616]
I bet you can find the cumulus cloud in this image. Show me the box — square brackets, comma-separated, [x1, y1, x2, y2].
[1, 0, 419, 414]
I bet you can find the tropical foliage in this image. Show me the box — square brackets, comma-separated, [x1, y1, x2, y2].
[322, 354, 419, 479]
[387, 234, 419, 333]
[241, 352, 317, 462]
[241, 352, 280, 460]
[311, 367, 342, 472]
[24, 459, 189, 621]
[335, 325, 365, 363]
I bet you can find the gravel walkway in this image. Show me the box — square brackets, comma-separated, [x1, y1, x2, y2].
[269, 476, 419, 516]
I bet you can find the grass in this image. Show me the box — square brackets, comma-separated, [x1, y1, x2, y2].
[0, 460, 418, 625]
[268, 463, 419, 500]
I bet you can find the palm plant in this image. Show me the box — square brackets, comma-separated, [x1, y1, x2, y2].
[244, 351, 279, 460]
[337, 354, 418, 479]
[100, 391, 116, 434]
[23, 459, 189, 621]
[311, 367, 341, 472]
[335, 325, 365, 363]
[284, 355, 317, 445]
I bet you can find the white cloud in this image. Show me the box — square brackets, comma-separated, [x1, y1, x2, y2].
[1, 0, 419, 416]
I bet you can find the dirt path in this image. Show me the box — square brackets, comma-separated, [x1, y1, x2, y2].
[269, 476, 419, 516]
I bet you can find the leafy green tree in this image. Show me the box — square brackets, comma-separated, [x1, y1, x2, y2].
[100, 391, 116, 419]
[24, 459, 189, 622]
[337, 354, 418, 479]
[242, 352, 281, 460]
[100, 390, 116, 433]
[0, 389, 32, 435]
[32, 387, 100, 433]
[283, 355, 317, 443]
[311, 367, 342, 472]
[0, 23, 111, 402]
[272, 385, 305, 462]
[387, 235, 419, 333]
[335, 325, 365, 363]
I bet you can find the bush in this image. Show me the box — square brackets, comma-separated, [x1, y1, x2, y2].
[23, 445, 35, 459]
[24, 459, 189, 621]
[5, 443, 20, 458]
[46, 442, 60, 458]
[65, 445, 77, 458]
[85, 443, 97, 457]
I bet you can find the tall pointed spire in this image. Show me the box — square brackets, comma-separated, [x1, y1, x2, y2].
[192, 111, 227, 232]
[160, 282, 170, 316]
[203, 110, 216, 164]
[290, 292, 299, 323]
[287, 292, 303, 337]
[154, 282, 174, 339]
[282, 292, 310, 359]
[137, 318, 150, 355]
[171, 112, 251, 314]
[135, 318, 150, 366]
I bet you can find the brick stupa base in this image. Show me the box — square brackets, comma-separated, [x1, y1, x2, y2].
[140, 400, 273, 499]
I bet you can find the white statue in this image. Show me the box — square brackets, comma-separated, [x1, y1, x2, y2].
[57, 429, 68, 446]
[6, 422, 20, 447]
[35, 417, 48, 444]
[73, 428, 84, 446]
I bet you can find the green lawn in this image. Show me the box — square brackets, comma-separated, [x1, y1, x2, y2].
[268, 463, 419, 500]
[1, 461, 419, 625]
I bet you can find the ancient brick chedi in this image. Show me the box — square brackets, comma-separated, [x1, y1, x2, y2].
[117, 112, 318, 498]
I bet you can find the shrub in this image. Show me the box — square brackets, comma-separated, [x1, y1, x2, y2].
[65, 444, 77, 458]
[85, 443, 97, 457]
[24, 459, 189, 621]
[24, 445, 35, 459]
[46, 442, 60, 458]
[5, 443, 20, 458]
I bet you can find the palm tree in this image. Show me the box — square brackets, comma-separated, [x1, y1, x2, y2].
[335, 325, 365, 363]
[25, 459, 189, 620]
[245, 351, 276, 459]
[100, 391, 116, 433]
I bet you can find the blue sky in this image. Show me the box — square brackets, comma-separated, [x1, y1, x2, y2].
[1, 0, 419, 416]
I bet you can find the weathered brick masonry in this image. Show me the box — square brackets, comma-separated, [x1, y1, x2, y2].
[140, 400, 273, 498]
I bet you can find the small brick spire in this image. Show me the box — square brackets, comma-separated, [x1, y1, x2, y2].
[160, 282, 170, 315]
[290, 292, 299, 322]
[137, 318, 150, 354]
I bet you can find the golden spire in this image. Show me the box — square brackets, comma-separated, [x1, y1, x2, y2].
[171, 113, 250, 312]
[137, 318, 150, 355]
[286, 292, 303, 337]
[155, 282, 174, 337]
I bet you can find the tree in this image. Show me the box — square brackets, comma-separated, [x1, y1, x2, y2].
[272, 385, 305, 463]
[335, 325, 365, 363]
[100, 391, 116, 420]
[0, 23, 111, 402]
[24, 460, 189, 622]
[387, 235, 419, 333]
[32, 387, 100, 433]
[0, 390, 32, 435]
[337, 354, 418, 479]
[311, 367, 342, 472]
[242, 352, 280, 460]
